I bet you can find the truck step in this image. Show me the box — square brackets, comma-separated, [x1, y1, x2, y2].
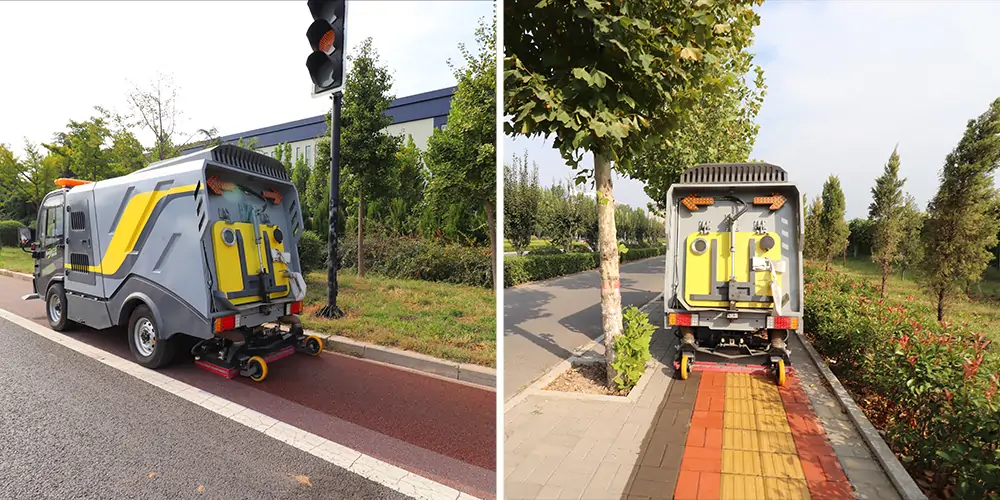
[20, 293, 40, 301]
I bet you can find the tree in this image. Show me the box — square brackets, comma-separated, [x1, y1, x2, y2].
[99, 107, 147, 176]
[847, 218, 873, 257]
[868, 146, 906, 296]
[0, 141, 59, 217]
[504, 151, 540, 254]
[626, 48, 766, 210]
[505, 0, 763, 386]
[340, 38, 401, 277]
[819, 176, 849, 271]
[803, 195, 824, 260]
[426, 11, 497, 284]
[127, 74, 186, 161]
[922, 98, 1000, 320]
[44, 114, 115, 181]
[390, 135, 427, 235]
[897, 194, 925, 279]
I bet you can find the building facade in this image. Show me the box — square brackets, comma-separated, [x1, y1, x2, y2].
[184, 87, 454, 167]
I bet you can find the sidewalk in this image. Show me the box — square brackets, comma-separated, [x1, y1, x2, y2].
[504, 300, 906, 500]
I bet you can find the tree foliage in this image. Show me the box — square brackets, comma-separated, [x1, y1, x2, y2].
[127, 74, 187, 161]
[426, 10, 497, 285]
[504, 151, 540, 254]
[847, 218, 874, 257]
[819, 176, 849, 270]
[922, 98, 1000, 320]
[897, 194, 925, 278]
[803, 195, 824, 260]
[869, 146, 906, 295]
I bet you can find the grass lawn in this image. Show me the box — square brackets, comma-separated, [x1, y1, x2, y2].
[301, 272, 496, 367]
[0, 247, 35, 274]
[829, 257, 1000, 340]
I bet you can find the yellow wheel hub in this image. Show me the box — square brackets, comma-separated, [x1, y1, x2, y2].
[775, 358, 786, 386]
[306, 335, 324, 356]
[679, 356, 690, 380]
[248, 356, 268, 382]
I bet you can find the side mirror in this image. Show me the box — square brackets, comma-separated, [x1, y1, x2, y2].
[18, 227, 35, 247]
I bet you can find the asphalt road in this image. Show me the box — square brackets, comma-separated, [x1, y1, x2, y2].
[0, 275, 496, 500]
[0, 317, 408, 500]
[503, 256, 665, 400]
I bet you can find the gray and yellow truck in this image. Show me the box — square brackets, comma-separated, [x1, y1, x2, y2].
[663, 163, 804, 386]
[18, 145, 323, 382]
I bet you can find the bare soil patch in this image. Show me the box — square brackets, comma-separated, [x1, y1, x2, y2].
[542, 363, 627, 396]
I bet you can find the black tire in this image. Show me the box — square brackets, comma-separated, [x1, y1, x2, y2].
[45, 283, 74, 331]
[127, 304, 176, 369]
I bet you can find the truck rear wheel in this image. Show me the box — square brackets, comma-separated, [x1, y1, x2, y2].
[128, 304, 176, 368]
[45, 283, 75, 331]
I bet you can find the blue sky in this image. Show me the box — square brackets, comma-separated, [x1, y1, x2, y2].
[504, 0, 1000, 219]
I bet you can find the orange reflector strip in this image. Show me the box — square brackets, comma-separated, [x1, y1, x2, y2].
[681, 194, 714, 211]
[753, 194, 786, 210]
[54, 178, 92, 188]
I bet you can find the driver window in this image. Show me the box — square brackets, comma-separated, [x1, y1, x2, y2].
[41, 195, 64, 245]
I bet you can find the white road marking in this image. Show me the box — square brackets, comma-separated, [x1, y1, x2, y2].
[0, 307, 479, 500]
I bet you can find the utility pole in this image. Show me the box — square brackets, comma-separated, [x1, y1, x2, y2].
[318, 93, 344, 318]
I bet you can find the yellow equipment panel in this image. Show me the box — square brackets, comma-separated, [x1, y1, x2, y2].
[684, 231, 781, 308]
[212, 221, 290, 305]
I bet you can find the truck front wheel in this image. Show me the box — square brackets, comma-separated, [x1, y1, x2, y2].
[128, 304, 176, 368]
[45, 283, 75, 331]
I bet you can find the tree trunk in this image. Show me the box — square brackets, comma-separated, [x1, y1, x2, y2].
[595, 153, 623, 389]
[485, 202, 497, 289]
[880, 263, 888, 297]
[937, 289, 945, 321]
[357, 187, 365, 277]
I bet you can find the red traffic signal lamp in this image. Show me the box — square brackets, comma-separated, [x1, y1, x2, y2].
[306, 0, 346, 96]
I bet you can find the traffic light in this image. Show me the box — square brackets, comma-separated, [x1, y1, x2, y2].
[306, 0, 346, 96]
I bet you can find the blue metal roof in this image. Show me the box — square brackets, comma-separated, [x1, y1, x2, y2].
[184, 86, 455, 154]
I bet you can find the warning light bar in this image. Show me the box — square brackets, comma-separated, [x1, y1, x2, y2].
[681, 194, 714, 211]
[767, 316, 799, 330]
[54, 178, 93, 188]
[753, 194, 786, 210]
[668, 313, 699, 327]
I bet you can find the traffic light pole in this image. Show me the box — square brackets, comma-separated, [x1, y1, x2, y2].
[317, 91, 344, 319]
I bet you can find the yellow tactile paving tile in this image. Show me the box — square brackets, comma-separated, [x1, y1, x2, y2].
[758, 431, 797, 454]
[724, 411, 758, 430]
[726, 386, 754, 400]
[751, 386, 782, 402]
[756, 414, 792, 433]
[727, 373, 753, 388]
[722, 449, 763, 475]
[723, 429, 760, 451]
[753, 399, 785, 416]
[724, 399, 756, 414]
[763, 477, 811, 499]
[760, 452, 806, 479]
[721, 474, 766, 499]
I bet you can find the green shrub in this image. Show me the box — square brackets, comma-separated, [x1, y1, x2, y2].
[526, 245, 563, 255]
[611, 306, 655, 391]
[0, 220, 22, 247]
[297, 230, 326, 273]
[804, 263, 1000, 498]
[339, 231, 491, 288]
[504, 245, 665, 287]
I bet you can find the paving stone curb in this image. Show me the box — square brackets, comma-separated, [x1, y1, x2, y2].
[310, 331, 496, 389]
[0, 268, 33, 282]
[798, 332, 927, 500]
[0, 267, 496, 390]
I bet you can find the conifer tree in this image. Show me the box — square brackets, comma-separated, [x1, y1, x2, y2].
[869, 146, 906, 296]
[819, 176, 849, 271]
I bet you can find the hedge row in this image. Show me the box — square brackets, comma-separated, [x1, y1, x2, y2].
[298, 230, 492, 288]
[803, 263, 999, 498]
[504, 246, 665, 287]
[0, 220, 21, 247]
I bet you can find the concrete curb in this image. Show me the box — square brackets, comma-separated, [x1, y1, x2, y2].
[504, 292, 664, 411]
[309, 331, 497, 390]
[0, 268, 33, 282]
[798, 333, 927, 500]
[0, 267, 496, 390]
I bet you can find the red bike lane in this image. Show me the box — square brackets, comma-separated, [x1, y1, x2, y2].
[0, 274, 495, 499]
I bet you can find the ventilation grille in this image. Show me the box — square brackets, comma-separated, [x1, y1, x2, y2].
[70, 211, 85, 231]
[678, 163, 788, 184]
[211, 144, 290, 182]
[70, 253, 90, 273]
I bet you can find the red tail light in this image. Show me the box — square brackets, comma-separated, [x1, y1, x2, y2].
[768, 316, 799, 330]
[214, 315, 237, 332]
[668, 313, 698, 327]
[287, 301, 303, 315]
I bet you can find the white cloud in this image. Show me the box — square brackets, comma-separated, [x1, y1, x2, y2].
[0, 1, 492, 157]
